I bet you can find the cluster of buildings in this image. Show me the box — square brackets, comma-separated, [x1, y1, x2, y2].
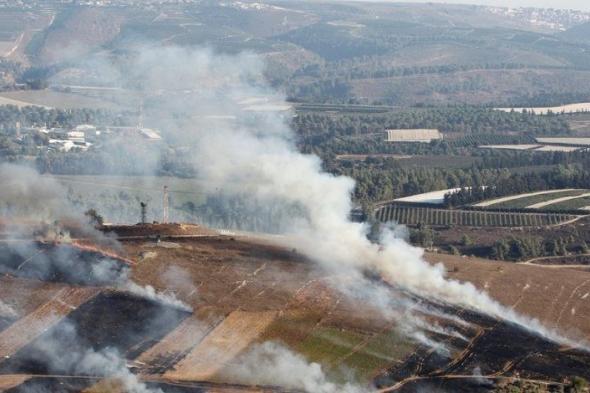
[18, 123, 162, 152]
[487, 6, 590, 31]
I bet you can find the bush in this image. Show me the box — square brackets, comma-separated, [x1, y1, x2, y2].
[571, 376, 589, 392]
[84, 209, 104, 226]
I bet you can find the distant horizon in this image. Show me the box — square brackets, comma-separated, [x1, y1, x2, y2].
[342, 0, 590, 12]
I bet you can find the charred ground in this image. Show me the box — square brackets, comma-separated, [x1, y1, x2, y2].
[0, 226, 589, 392]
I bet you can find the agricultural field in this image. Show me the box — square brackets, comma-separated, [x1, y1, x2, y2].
[479, 144, 541, 151]
[134, 315, 221, 376]
[479, 144, 585, 152]
[528, 192, 590, 209]
[0, 95, 47, 108]
[534, 145, 582, 152]
[474, 189, 583, 208]
[0, 286, 101, 359]
[165, 311, 277, 381]
[0, 9, 54, 63]
[535, 137, 590, 146]
[0, 90, 124, 110]
[448, 133, 537, 147]
[0, 227, 590, 391]
[391, 188, 462, 204]
[375, 203, 580, 227]
[496, 102, 590, 115]
[567, 113, 590, 135]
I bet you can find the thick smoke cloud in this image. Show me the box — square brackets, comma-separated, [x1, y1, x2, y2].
[51, 44, 585, 349]
[2, 42, 583, 393]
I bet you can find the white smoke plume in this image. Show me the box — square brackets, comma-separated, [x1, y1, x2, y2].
[124, 281, 192, 312]
[51, 44, 587, 349]
[221, 341, 363, 393]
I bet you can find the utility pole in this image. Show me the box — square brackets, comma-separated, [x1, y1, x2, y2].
[162, 185, 169, 224]
[140, 202, 147, 224]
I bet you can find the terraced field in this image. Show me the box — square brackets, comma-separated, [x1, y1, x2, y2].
[0, 287, 101, 359]
[548, 195, 590, 211]
[473, 189, 582, 208]
[528, 192, 590, 209]
[375, 204, 579, 227]
[1, 229, 590, 392]
[165, 311, 277, 382]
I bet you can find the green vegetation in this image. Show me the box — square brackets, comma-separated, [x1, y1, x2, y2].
[445, 166, 590, 207]
[490, 190, 588, 209]
[293, 108, 570, 158]
[0, 105, 131, 133]
[549, 195, 590, 210]
[570, 376, 589, 393]
[375, 204, 577, 228]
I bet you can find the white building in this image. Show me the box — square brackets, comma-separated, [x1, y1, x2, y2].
[67, 131, 86, 143]
[385, 129, 443, 143]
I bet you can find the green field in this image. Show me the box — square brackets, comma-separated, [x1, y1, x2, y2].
[0, 90, 129, 110]
[549, 195, 590, 211]
[375, 204, 579, 227]
[293, 325, 415, 383]
[491, 190, 589, 209]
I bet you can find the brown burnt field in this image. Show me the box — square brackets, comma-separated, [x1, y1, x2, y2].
[0, 227, 590, 392]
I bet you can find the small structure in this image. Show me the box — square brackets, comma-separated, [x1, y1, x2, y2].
[385, 129, 442, 143]
[139, 128, 162, 141]
[66, 131, 86, 143]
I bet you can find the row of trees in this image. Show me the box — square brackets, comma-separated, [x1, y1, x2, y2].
[491, 236, 587, 261]
[0, 105, 132, 134]
[292, 107, 570, 157]
[295, 61, 549, 81]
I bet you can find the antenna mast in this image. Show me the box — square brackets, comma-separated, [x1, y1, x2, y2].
[162, 185, 169, 224]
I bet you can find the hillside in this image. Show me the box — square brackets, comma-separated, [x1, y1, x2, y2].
[7, 1, 590, 107]
[561, 22, 590, 43]
[0, 226, 589, 392]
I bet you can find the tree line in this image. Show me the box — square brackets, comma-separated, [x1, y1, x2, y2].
[444, 164, 590, 207]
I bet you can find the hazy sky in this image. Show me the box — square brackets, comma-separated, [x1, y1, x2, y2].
[387, 0, 590, 11]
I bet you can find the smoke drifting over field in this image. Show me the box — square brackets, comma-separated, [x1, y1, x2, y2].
[88, 46, 584, 347]
[50, 45, 586, 349]
[1, 44, 586, 393]
[222, 341, 362, 393]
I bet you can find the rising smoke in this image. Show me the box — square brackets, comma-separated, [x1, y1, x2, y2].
[76, 44, 585, 349]
[1, 42, 585, 392]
